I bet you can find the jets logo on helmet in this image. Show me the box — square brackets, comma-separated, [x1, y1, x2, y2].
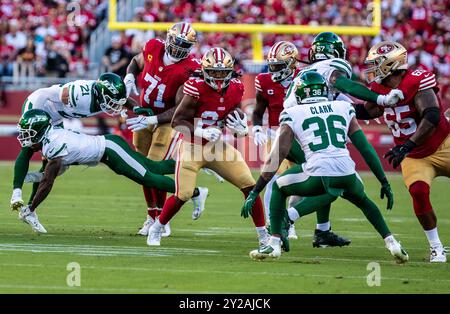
[99, 80, 119, 95]
[364, 41, 408, 83]
[95, 72, 127, 116]
[201, 47, 234, 92]
[166, 22, 197, 61]
[267, 41, 298, 82]
[17, 109, 52, 147]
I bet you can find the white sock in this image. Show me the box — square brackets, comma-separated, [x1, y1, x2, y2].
[316, 221, 330, 231]
[383, 234, 395, 246]
[269, 236, 281, 247]
[287, 207, 299, 222]
[256, 226, 268, 239]
[424, 227, 442, 248]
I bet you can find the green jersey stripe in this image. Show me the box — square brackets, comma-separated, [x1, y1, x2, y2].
[330, 64, 352, 77]
[48, 143, 67, 159]
[70, 85, 76, 107]
[331, 59, 352, 70]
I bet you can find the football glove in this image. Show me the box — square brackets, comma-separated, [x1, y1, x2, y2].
[10, 189, 24, 211]
[126, 115, 158, 132]
[194, 126, 222, 142]
[124, 73, 139, 97]
[226, 110, 248, 137]
[241, 190, 259, 218]
[376, 89, 404, 107]
[380, 181, 394, 210]
[252, 125, 268, 146]
[384, 140, 416, 169]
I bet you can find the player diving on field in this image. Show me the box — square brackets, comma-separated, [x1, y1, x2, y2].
[14, 109, 207, 234]
[242, 71, 409, 263]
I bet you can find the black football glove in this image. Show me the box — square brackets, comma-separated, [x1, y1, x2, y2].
[384, 140, 416, 169]
[380, 181, 394, 210]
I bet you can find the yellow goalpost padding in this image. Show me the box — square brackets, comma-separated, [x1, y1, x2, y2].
[108, 0, 381, 61]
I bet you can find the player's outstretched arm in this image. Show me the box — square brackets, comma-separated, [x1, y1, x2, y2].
[348, 117, 393, 209]
[331, 71, 403, 107]
[124, 52, 144, 97]
[29, 157, 62, 212]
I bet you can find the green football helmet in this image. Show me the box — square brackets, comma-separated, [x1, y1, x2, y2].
[95, 72, 127, 115]
[294, 71, 329, 104]
[17, 109, 52, 147]
[308, 32, 346, 63]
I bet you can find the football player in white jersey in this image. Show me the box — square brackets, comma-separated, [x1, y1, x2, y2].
[10, 73, 134, 212]
[242, 72, 408, 263]
[15, 109, 206, 233]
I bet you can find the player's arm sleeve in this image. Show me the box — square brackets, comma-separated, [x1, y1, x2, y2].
[13, 147, 35, 189]
[183, 80, 200, 98]
[349, 128, 387, 184]
[334, 76, 380, 103]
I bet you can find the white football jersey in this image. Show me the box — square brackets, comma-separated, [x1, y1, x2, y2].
[22, 80, 101, 126]
[42, 127, 105, 166]
[279, 100, 356, 176]
[284, 58, 353, 109]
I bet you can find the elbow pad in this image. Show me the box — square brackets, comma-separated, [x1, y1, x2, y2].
[422, 107, 440, 126]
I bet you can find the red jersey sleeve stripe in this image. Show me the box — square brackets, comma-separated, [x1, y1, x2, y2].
[183, 84, 200, 96]
[418, 80, 437, 91]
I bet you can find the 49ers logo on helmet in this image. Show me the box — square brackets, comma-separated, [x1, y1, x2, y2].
[377, 44, 395, 54]
[282, 45, 294, 55]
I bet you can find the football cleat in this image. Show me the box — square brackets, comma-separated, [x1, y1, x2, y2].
[385, 237, 409, 263]
[430, 245, 447, 263]
[313, 229, 351, 248]
[288, 223, 298, 240]
[161, 222, 171, 238]
[249, 238, 281, 261]
[10, 198, 24, 212]
[137, 215, 155, 236]
[19, 206, 47, 234]
[191, 187, 208, 220]
[147, 222, 163, 246]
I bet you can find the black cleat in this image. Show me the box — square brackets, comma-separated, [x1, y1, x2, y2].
[313, 229, 351, 248]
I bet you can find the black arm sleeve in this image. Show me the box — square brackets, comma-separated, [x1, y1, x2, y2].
[354, 104, 374, 120]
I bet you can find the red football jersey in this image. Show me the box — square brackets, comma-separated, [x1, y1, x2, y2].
[370, 68, 450, 158]
[254, 68, 300, 127]
[183, 77, 244, 145]
[138, 38, 201, 114]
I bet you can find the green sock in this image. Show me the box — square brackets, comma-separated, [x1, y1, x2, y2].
[292, 194, 337, 218]
[13, 147, 34, 189]
[316, 204, 331, 224]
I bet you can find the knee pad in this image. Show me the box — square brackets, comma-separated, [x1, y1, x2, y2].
[409, 181, 433, 216]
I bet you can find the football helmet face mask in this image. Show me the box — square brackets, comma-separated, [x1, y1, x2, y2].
[17, 109, 52, 148]
[309, 32, 346, 63]
[95, 72, 127, 116]
[294, 71, 329, 104]
[165, 22, 197, 61]
[267, 41, 298, 82]
[364, 41, 408, 84]
[201, 47, 234, 92]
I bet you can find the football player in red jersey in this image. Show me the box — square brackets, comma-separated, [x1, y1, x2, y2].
[124, 22, 202, 237]
[146, 48, 269, 248]
[253, 41, 351, 247]
[356, 41, 450, 262]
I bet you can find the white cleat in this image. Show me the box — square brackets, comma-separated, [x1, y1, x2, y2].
[288, 223, 298, 240]
[10, 198, 24, 212]
[430, 245, 447, 263]
[161, 222, 171, 237]
[249, 238, 281, 261]
[385, 237, 409, 263]
[147, 222, 163, 246]
[137, 215, 155, 236]
[19, 206, 47, 234]
[191, 187, 208, 220]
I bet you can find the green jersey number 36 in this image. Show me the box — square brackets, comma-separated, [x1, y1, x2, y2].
[302, 114, 347, 152]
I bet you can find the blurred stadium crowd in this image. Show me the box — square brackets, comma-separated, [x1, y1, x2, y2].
[0, 0, 449, 105]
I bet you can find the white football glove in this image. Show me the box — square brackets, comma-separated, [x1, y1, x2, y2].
[124, 73, 139, 98]
[376, 89, 404, 107]
[194, 127, 222, 142]
[252, 125, 268, 146]
[226, 110, 249, 137]
[126, 115, 158, 132]
[10, 188, 24, 211]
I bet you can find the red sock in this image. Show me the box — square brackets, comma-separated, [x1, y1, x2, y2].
[158, 195, 185, 225]
[143, 186, 155, 208]
[147, 208, 158, 219]
[242, 190, 265, 227]
[156, 190, 167, 208]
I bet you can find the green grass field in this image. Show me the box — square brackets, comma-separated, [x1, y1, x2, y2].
[0, 162, 449, 293]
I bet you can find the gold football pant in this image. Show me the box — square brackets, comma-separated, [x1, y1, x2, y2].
[132, 123, 178, 161]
